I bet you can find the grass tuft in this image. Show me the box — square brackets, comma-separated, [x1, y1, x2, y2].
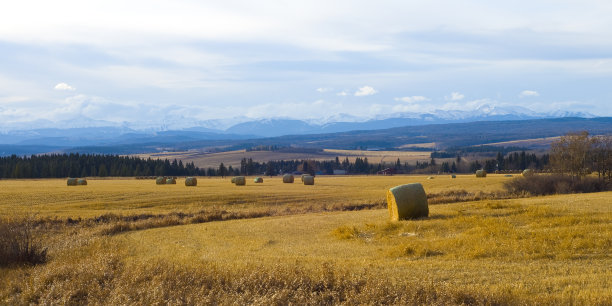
[0, 216, 47, 266]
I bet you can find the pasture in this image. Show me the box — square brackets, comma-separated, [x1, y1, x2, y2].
[0, 175, 610, 304]
[136, 148, 434, 168]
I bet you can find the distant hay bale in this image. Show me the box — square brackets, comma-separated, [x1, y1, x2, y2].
[234, 176, 246, 186]
[77, 179, 87, 186]
[254, 177, 264, 183]
[301, 174, 307, 182]
[67, 178, 78, 186]
[302, 175, 314, 185]
[427, 176, 434, 179]
[451, 174, 456, 178]
[231, 177, 236, 183]
[185, 177, 197, 186]
[475, 170, 487, 178]
[283, 174, 294, 183]
[166, 177, 176, 184]
[386, 183, 429, 221]
[494, 170, 500, 174]
[522, 169, 534, 177]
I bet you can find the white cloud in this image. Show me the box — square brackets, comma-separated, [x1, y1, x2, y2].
[519, 90, 539, 97]
[336, 91, 348, 96]
[394, 96, 429, 103]
[54, 82, 76, 91]
[446, 92, 464, 101]
[354, 86, 377, 96]
[316, 87, 331, 93]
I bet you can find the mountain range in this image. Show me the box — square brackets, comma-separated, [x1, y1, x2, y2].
[0, 106, 604, 156]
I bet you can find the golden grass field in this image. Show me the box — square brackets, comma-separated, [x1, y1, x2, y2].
[1, 175, 509, 217]
[1, 175, 610, 304]
[480, 136, 562, 148]
[137, 149, 434, 168]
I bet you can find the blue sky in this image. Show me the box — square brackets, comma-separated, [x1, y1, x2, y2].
[0, 0, 611, 129]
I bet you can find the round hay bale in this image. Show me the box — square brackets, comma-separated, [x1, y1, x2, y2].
[77, 178, 87, 186]
[451, 174, 456, 178]
[234, 176, 246, 186]
[156, 177, 166, 185]
[522, 169, 534, 177]
[302, 175, 314, 185]
[283, 174, 294, 183]
[67, 178, 78, 186]
[475, 170, 487, 178]
[254, 177, 264, 183]
[166, 177, 176, 184]
[185, 177, 197, 186]
[386, 183, 429, 221]
[427, 176, 434, 179]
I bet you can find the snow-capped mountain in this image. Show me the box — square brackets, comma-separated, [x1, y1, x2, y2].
[0, 106, 598, 150]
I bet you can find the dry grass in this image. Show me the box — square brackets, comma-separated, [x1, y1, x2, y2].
[0, 216, 47, 266]
[118, 192, 610, 304]
[0, 176, 610, 304]
[137, 148, 435, 168]
[481, 136, 562, 148]
[0, 175, 513, 218]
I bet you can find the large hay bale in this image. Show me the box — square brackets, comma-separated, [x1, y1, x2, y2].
[386, 183, 429, 221]
[283, 174, 294, 183]
[166, 177, 176, 184]
[67, 178, 78, 186]
[185, 177, 197, 186]
[302, 175, 314, 185]
[156, 177, 166, 185]
[451, 174, 456, 178]
[234, 176, 246, 186]
[77, 179, 87, 186]
[475, 170, 487, 178]
[522, 169, 534, 177]
[254, 177, 264, 183]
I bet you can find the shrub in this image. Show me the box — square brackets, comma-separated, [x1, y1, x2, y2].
[504, 175, 609, 196]
[0, 216, 47, 266]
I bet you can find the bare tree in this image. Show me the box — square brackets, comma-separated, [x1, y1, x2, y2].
[550, 131, 593, 179]
[591, 135, 612, 181]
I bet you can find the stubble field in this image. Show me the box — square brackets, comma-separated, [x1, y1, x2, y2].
[1, 175, 610, 304]
[136, 149, 434, 168]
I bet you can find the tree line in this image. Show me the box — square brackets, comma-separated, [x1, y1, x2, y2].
[0, 154, 204, 178]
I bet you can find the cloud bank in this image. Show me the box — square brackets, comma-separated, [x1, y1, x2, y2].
[0, 1, 610, 131]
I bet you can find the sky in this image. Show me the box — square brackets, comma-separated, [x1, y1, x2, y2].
[1, 0, 611, 130]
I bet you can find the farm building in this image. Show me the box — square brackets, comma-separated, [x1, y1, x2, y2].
[377, 168, 396, 176]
